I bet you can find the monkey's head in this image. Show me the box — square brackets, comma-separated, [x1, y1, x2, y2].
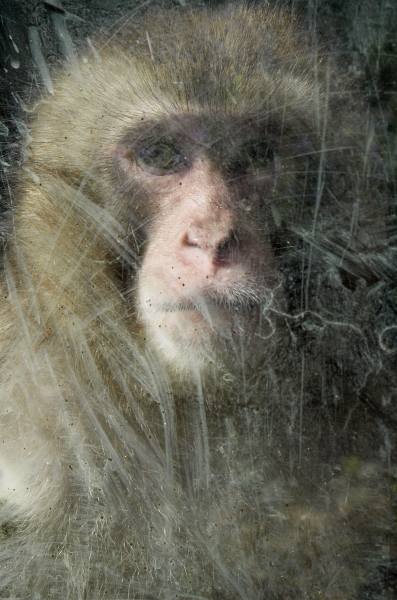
[23, 6, 370, 377]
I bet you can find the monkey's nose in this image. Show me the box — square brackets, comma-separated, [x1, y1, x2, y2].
[183, 228, 239, 263]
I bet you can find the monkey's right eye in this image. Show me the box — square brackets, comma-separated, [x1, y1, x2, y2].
[230, 140, 275, 173]
[137, 140, 189, 175]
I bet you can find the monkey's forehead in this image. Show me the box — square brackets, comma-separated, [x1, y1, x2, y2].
[88, 6, 324, 118]
[108, 56, 317, 119]
[121, 114, 282, 138]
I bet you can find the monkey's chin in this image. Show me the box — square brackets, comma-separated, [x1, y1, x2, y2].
[140, 304, 267, 378]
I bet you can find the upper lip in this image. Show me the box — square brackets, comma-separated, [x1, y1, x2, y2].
[146, 294, 263, 313]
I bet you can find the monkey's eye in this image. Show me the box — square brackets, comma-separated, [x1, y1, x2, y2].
[230, 140, 275, 173]
[137, 140, 189, 175]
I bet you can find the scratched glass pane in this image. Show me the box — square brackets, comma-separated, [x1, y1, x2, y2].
[0, 1, 396, 599]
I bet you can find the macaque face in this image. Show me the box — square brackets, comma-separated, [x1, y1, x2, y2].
[114, 114, 286, 368]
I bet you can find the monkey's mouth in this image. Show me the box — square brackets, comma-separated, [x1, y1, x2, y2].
[145, 295, 268, 314]
[164, 302, 260, 313]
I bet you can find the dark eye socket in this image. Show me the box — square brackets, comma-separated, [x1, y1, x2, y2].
[137, 139, 189, 174]
[230, 140, 275, 172]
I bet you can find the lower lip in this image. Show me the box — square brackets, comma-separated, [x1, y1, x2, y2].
[157, 303, 260, 313]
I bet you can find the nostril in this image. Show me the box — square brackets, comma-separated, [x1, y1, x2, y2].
[217, 238, 229, 252]
[216, 231, 239, 257]
[183, 232, 201, 249]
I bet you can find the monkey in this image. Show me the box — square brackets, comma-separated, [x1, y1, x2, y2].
[0, 4, 396, 599]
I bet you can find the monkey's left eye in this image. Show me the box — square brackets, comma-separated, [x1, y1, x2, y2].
[137, 140, 189, 175]
[230, 140, 275, 173]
